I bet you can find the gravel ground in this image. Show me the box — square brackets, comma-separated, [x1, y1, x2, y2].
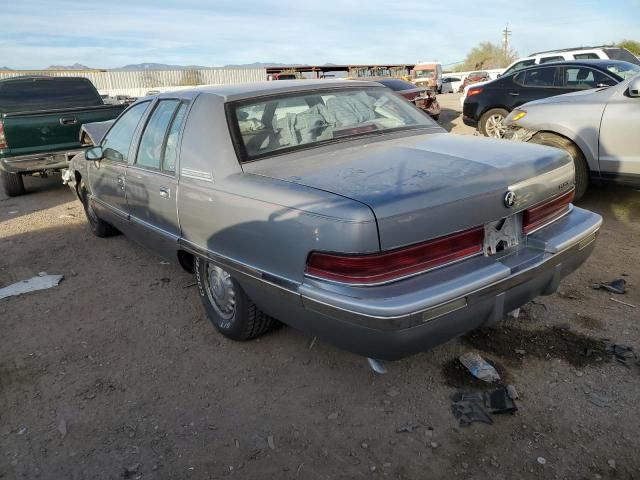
[1, 93, 639, 480]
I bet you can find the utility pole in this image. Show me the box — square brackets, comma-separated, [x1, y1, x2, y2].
[502, 24, 512, 58]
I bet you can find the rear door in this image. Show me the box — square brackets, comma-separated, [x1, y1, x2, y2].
[509, 66, 563, 107]
[88, 101, 151, 228]
[598, 86, 640, 184]
[125, 99, 189, 258]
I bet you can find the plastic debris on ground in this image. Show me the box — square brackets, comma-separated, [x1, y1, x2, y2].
[592, 278, 626, 294]
[451, 386, 518, 427]
[605, 343, 636, 367]
[0, 272, 64, 300]
[458, 352, 501, 383]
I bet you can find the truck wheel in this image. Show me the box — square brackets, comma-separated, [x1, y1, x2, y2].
[529, 132, 589, 200]
[1, 171, 26, 197]
[195, 257, 276, 341]
[479, 108, 509, 138]
[78, 178, 119, 237]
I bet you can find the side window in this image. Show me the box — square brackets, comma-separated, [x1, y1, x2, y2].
[162, 102, 188, 173]
[504, 59, 535, 76]
[516, 67, 557, 87]
[102, 102, 150, 162]
[564, 67, 616, 89]
[136, 100, 180, 170]
[574, 53, 600, 60]
[539, 55, 564, 64]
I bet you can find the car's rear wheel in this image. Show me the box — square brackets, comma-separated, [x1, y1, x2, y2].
[195, 257, 276, 341]
[78, 178, 119, 237]
[1, 171, 26, 197]
[479, 108, 509, 138]
[529, 132, 589, 200]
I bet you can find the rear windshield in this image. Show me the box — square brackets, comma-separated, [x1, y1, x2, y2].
[231, 87, 435, 162]
[0, 77, 102, 113]
[604, 48, 640, 65]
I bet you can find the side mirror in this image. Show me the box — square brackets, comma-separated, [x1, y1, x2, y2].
[85, 146, 103, 161]
[629, 77, 640, 98]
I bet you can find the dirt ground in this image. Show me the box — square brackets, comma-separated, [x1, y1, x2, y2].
[1, 93, 639, 480]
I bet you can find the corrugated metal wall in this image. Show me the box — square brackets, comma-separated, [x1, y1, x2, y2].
[0, 68, 266, 96]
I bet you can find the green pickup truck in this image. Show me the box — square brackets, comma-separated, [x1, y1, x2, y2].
[0, 76, 126, 196]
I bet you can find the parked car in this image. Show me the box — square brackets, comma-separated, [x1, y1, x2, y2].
[441, 76, 462, 93]
[463, 60, 639, 138]
[504, 74, 640, 199]
[364, 77, 441, 120]
[462, 71, 491, 90]
[501, 45, 640, 78]
[0, 76, 127, 196]
[64, 80, 601, 362]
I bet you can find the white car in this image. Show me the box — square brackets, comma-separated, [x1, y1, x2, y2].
[441, 76, 462, 93]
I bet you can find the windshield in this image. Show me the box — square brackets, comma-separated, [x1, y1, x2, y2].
[606, 62, 640, 80]
[414, 70, 434, 78]
[232, 87, 435, 161]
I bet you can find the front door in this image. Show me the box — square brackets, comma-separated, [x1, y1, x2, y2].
[88, 102, 150, 229]
[126, 99, 189, 258]
[599, 86, 640, 184]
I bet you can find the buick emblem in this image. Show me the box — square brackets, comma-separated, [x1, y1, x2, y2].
[504, 191, 516, 208]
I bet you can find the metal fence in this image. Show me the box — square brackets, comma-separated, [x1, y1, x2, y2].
[0, 68, 267, 97]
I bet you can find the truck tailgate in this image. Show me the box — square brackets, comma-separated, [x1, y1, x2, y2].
[1, 105, 124, 157]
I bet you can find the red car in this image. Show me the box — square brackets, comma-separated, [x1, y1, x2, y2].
[368, 77, 441, 121]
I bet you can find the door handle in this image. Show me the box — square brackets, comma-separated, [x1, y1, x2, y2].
[159, 187, 170, 198]
[117, 175, 125, 189]
[59, 117, 78, 125]
[508, 92, 520, 96]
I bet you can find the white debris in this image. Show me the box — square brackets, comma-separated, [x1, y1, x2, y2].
[459, 352, 501, 383]
[0, 273, 63, 300]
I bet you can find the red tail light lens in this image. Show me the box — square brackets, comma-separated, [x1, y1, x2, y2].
[0, 123, 7, 149]
[523, 189, 575, 234]
[467, 87, 483, 97]
[305, 227, 484, 285]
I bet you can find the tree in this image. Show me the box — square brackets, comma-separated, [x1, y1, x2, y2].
[617, 39, 640, 55]
[454, 41, 518, 72]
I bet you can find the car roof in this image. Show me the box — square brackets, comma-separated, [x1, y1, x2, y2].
[154, 79, 384, 102]
[507, 59, 635, 74]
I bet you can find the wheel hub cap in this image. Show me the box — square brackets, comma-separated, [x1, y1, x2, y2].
[205, 264, 236, 319]
[486, 114, 506, 138]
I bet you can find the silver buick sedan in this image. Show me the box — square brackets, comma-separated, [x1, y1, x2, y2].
[65, 80, 602, 363]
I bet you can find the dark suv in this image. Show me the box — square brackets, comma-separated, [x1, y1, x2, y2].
[462, 60, 638, 137]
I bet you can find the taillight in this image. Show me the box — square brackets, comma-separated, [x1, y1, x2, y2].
[467, 87, 483, 97]
[523, 189, 575, 234]
[0, 123, 7, 149]
[305, 227, 484, 285]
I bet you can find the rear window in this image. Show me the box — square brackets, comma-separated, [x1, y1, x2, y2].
[231, 87, 435, 162]
[0, 77, 102, 113]
[604, 48, 640, 65]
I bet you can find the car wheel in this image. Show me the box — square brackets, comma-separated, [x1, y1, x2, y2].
[78, 178, 119, 237]
[480, 108, 509, 138]
[529, 132, 589, 200]
[195, 257, 276, 341]
[1, 171, 26, 197]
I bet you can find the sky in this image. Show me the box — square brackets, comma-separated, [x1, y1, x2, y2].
[1, 0, 639, 69]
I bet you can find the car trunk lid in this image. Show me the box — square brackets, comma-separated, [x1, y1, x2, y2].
[245, 132, 574, 250]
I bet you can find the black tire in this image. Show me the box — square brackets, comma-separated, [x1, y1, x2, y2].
[78, 178, 119, 237]
[529, 132, 589, 200]
[431, 114, 440, 122]
[1, 171, 25, 197]
[479, 108, 509, 138]
[195, 257, 276, 341]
